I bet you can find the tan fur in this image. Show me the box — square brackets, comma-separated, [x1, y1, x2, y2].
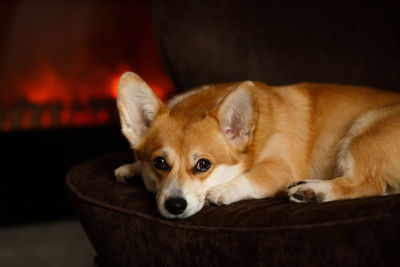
[115, 72, 400, 218]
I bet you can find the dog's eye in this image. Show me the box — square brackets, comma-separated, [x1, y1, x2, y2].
[153, 156, 168, 171]
[194, 158, 211, 173]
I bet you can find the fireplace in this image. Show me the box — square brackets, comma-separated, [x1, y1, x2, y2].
[0, 0, 175, 224]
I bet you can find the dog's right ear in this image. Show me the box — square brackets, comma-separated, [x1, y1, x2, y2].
[117, 72, 167, 149]
[215, 81, 259, 151]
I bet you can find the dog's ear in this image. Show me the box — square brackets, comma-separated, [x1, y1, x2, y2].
[117, 72, 167, 148]
[215, 81, 259, 151]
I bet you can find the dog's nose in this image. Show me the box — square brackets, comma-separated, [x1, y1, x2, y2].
[165, 197, 187, 215]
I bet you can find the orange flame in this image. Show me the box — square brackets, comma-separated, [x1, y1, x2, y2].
[3, 62, 174, 131]
[24, 63, 70, 105]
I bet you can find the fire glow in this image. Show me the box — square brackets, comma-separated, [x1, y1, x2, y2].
[0, 1, 175, 132]
[0, 64, 173, 132]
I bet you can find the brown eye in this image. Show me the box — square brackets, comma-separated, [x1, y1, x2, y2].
[153, 156, 168, 171]
[194, 158, 211, 173]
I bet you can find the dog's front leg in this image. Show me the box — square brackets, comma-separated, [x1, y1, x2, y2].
[114, 161, 141, 183]
[206, 174, 256, 205]
[206, 161, 294, 205]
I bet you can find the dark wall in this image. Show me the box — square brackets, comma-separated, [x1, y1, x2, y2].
[154, 0, 400, 92]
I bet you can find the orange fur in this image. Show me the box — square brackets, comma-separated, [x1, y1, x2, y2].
[115, 72, 400, 218]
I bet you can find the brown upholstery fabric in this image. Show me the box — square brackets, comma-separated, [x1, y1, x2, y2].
[154, 0, 400, 93]
[66, 151, 400, 266]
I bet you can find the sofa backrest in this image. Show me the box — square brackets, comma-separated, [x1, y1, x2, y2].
[153, 0, 400, 92]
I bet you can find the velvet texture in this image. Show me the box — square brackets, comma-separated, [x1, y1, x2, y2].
[67, 151, 400, 266]
[154, 0, 400, 93]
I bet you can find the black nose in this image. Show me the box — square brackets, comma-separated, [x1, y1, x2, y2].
[165, 197, 187, 215]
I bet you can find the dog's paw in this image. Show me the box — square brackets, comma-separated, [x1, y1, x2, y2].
[287, 180, 333, 203]
[114, 163, 137, 184]
[206, 184, 236, 206]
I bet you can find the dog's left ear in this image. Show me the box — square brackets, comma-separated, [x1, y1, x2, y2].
[216, 81, 259, 151]
[117, 72, 167, 149]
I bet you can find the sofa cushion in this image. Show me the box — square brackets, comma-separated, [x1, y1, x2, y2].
[66, 151, 400, 266]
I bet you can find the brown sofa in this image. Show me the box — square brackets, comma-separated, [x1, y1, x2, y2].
[67, 1, 400, 266]
[67, 151, 400, 266]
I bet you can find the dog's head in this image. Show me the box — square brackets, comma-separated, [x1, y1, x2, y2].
[117, 72, 258, 218]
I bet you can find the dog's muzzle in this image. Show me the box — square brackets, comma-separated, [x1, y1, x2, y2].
[164, 197, 187, 215]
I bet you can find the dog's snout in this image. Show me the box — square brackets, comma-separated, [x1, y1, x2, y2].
[165, 197, 187, 215]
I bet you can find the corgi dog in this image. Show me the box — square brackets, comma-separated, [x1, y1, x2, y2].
[114, 72, 400, 219]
